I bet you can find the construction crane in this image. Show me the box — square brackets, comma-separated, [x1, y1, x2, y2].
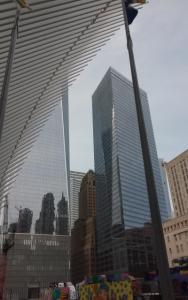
[15, 205, 22, 213]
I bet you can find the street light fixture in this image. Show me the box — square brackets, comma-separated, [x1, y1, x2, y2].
[121, 1, 175, 299]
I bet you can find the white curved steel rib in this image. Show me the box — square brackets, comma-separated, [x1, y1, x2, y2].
[0, 0, 123, 203]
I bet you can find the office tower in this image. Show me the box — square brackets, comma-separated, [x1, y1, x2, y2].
[165, 149, 188, 217]
[2, 94, 70, 296]
[79, 170, 96, 219]
[7, 95, 70, 232]
[92, 68, 168, 276]
[17, 208, 33, 233]
[70, 171, 85, 229]
[35, 193, 55, 235]
[56, 193, 69, 236]
[71, 170, 96, 283]
[159, 159, 172, 218]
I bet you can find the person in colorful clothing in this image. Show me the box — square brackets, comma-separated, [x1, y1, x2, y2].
[61, 282, 70, 300]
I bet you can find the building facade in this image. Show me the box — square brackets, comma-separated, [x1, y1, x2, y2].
[70, 171, 85, 229]
[71, 170, 96, 284]
[92, 68, 168, 276]
[165, 149, 188, 217]
[163, 150, 188, 267]
[79, 170, 96, 219]
[0, 94, 70, 293]
[163, 214, 188, 267]
[159, 159, 172, 218]
[4, 95, 70, 234]
[4, 234, 70, 299]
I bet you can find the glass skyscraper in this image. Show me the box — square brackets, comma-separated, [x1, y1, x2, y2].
[70, 171, 85, 229]
[7, 95, 69, 231]
[159, 159, 172, 218]
[0, 93, 70, 296]
[92, 68, 168, 276]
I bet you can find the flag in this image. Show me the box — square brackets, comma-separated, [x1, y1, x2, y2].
[128, 0, 147, 4]
[16, 0, 31, 10]
[126, 5, 138, 25]
[137, 0, 147, 3]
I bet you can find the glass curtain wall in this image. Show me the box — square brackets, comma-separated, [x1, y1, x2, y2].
[0, 92, 70, 297]
[92, 68, 168, 276]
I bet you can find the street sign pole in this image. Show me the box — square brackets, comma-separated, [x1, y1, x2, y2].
[121, 1, 174, 299]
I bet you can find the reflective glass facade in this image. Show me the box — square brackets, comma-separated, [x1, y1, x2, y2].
[92, 68, 168, 276]
[7, 96, 70, 233]
[0, 93, 70, 292]
[70, 171, 85, 229]
[159, 159, 172, 218]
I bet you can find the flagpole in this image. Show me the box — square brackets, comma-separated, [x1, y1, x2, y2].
[121, 1, 175, 299]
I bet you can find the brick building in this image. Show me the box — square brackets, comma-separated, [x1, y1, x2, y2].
[79, 170, 96, 219]
[71, 170, 96, 283]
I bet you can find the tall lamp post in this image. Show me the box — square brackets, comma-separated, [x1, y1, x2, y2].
[121, 1, 174, 299]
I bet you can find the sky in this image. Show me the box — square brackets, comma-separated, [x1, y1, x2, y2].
[69, 0, 188, 172]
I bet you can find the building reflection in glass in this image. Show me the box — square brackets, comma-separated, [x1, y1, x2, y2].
[0, 94, 70, 295]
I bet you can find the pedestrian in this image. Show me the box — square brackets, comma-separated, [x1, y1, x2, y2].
[52, 284, 61, 300]
[62, 282, 70, 300]
[40, 287, 51, 300]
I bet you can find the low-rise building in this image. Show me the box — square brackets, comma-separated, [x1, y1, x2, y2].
[163, 214, 188, 267]
[3, 233, 70, 298]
